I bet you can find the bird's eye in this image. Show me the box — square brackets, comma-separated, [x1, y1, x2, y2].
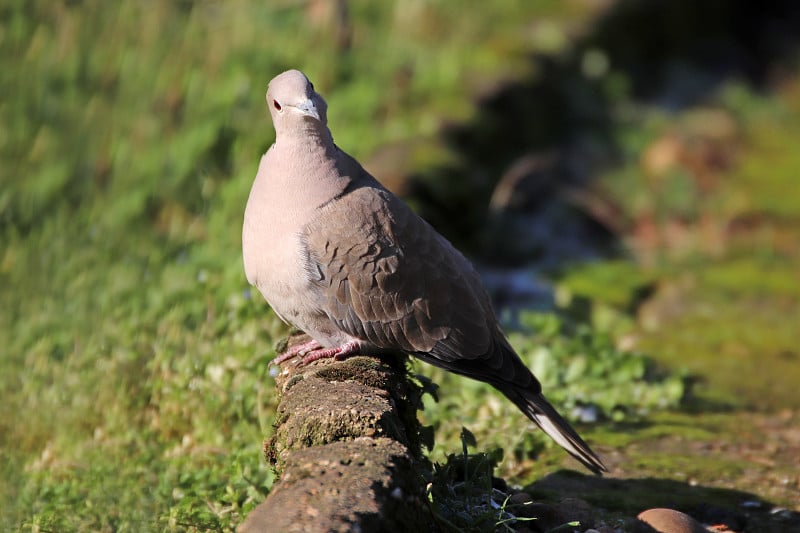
[273, 100, 282, 111]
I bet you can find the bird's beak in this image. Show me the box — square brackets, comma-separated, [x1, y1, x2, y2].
[294, 99, 320, 121]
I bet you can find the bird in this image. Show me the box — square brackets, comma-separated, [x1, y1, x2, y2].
[242, 69, 607, 475]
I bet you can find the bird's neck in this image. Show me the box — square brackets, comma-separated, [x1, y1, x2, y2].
[278, 124, 335, 152]
[306, 127, 335, 148]
[269, 132, 353, 210]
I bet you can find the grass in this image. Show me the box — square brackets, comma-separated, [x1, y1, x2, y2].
[1, 2, 605, 530]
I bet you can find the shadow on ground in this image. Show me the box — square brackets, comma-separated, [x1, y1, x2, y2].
[528, 469, 800, 533]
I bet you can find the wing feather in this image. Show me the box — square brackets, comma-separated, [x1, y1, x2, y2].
[301, 184, 491, 359]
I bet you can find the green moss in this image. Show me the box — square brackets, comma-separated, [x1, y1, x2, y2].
[636, 257, 800, 410]
[283, 373, 305, 392]
[698, 256, 800, 299]
[315, 356, 391, 388]
[554, 260, 657, 311]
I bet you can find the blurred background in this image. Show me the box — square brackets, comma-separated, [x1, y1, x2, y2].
[2, 0, 800, 530]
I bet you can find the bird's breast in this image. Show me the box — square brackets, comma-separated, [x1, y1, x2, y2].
[242, 170, 317, 320]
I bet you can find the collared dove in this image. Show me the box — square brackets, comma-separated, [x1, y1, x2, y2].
[243, 69, 607, 475]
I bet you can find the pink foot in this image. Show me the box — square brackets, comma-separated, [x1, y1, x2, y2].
[272, 339, 322, 365]
[298, 340, 361, 365]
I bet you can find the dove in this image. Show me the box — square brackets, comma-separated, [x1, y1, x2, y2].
[242, 69, 607, 475]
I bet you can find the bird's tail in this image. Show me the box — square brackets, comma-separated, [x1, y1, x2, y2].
[507, 387, 607, 475]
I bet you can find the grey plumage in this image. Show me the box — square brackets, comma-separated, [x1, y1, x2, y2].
[243, 69, 606, 475]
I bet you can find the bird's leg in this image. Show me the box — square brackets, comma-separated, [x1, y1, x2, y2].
[298, 340, 361, 365]
[272, 339, 322, 365]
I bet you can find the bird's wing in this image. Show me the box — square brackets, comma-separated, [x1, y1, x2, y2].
[300, 181, 497, 361]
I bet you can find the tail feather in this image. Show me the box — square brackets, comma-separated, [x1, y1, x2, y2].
[510, 388, 607, 475]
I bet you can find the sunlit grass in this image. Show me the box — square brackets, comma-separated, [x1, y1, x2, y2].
[0, 1, 603, 529]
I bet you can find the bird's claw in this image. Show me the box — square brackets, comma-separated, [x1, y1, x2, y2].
[271, 339, 322, 366]
[272, 340, 361, 367]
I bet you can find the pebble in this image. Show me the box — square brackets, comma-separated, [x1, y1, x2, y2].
[637, 508, 707, 533]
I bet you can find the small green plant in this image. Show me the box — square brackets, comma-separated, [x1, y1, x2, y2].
[425, 429, 584, 532]
[512, 311, 686, 422]
[416, 310, 686, 473]
[426, 428, 530, 532]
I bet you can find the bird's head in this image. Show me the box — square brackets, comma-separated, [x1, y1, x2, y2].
[266, 70, 329, 137]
